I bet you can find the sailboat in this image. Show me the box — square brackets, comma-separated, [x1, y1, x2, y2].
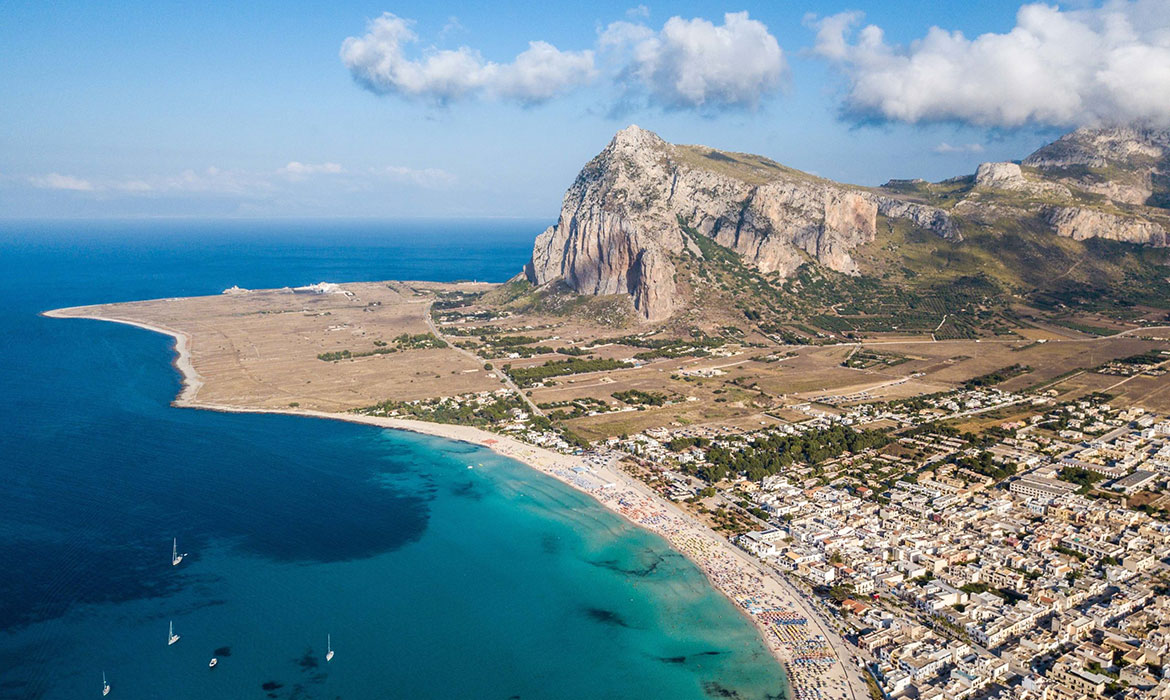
[168, 620, 180, 646]
[102, 671, 110, 696]
[325, 634, 334, 662]
[171, 538, 184, 567]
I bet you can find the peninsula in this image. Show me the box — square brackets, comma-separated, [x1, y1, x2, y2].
[49, 125, 1170, 700]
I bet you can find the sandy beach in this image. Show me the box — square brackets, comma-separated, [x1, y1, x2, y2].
[43, 309, 205, 404]
[46, 308, 866, 700]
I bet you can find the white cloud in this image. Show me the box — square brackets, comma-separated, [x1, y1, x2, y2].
[379, 165, 457, 187]
[493, 42, 598, 102]
[812, 1, 1170, 128]
[602, 11, 786, 110]
[28, 169, 254, 195]
[150, 167, 271, 195]
[340, 11, 787, 112]
[279, 161, 344, 177]
[807, 10, 862, 62]
[933, 142, 985, 154]
[118, 180, 155, 192]
[29, 173, 95, 191]
[19, 161, 454, 199]
[439, 16, 464, 40]
[340, 13, 595, 104]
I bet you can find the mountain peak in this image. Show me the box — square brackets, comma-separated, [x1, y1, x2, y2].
[609, 124, 667, 152]
[528, 128, 959, 322]
[1022, 124, 1170, 208]
[1024, 125, 1170, 170]
[526, 125, 1167, 326]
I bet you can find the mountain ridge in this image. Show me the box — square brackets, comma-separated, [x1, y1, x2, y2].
[525, 125, 1170, 323]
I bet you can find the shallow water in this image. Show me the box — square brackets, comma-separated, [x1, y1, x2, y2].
[0, 220, 787, 699]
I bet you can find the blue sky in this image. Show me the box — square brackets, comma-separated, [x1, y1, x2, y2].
[2, 0, 1167, 219]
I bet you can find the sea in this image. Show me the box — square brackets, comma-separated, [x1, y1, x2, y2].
[0, 220, 787, 700]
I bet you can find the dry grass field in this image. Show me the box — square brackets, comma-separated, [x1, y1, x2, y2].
[50, 279, 1170, 435]
[51, 281, 503, 411]
[1109, 376, 1170, 412]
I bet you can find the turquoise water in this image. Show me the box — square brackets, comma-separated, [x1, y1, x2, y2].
[0, 221, 786, 699]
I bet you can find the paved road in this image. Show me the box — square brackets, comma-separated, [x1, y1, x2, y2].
[712, 498, 868, 700]
[423, 301, 545, 417]
[611, 463, 867, 700]
[773, 571, 869, 700]
[783, 325, 1170, 350]
[1099, 357, 1170, 394]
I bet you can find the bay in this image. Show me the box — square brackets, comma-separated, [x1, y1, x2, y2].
[0, 220, 786, 699]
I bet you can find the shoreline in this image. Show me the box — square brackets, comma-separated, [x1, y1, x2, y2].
[43, 308, 204, 404]
[46, 306, 865, 700]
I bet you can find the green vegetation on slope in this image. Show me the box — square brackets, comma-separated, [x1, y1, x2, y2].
[485, 279, 636, 328]
[676, 219, 1006, 340]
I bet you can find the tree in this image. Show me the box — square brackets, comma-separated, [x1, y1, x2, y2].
[829, 584, 854, 602]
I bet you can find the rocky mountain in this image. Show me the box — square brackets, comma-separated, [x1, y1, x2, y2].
[941, 127, 1170, 247]
[525, 125, 1170, 322]
[1022, 126, 1170, 207]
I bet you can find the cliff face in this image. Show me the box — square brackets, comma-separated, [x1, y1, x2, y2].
[968, 127, 1170, 246]
[525, 126, 956, 321]
[526, 125, 1169, 322]
[1021, 126, 1170, 208]
[1043, 207, 1167, 246]
[974, 161, 1071, 199]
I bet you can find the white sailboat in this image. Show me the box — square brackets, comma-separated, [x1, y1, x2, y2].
[171, 538, 184, 567]
[102, 671, 110, 696]
[168, 620, 180, 646]
[325, 634, 334, 662]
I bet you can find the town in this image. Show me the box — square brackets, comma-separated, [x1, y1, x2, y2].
[367, 379, 1170, 700]
[59, 278, 1170, 700]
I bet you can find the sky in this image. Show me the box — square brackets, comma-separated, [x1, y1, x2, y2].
[2, 0, 1168, 219]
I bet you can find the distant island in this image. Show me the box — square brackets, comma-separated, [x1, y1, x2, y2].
[49, 125, 1170, 700]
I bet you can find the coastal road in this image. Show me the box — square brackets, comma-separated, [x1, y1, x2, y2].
[605, 460, 869, 700]
[714, 497, 867, 700]
[773, 573, 868, 700]
[423, 300, 545, 418]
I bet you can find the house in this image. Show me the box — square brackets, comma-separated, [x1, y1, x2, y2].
[737, 529, 785, 558]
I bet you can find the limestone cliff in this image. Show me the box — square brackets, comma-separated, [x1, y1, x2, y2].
[1043, 207, 1167, 246]
[525, 126, 956, 321]
[1022, 126, 1170, 207]
[526, 125, 1169, 322]
[965, 127, 1170, 246]
[974, 162, 1071, 199]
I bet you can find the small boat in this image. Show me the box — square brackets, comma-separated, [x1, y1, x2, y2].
[171, 538, 184, 567]
[325, 634, 334, 662]
[208, 657, 218, 669]
[102, 671, 110, 696]
[168, 620, 180, 646]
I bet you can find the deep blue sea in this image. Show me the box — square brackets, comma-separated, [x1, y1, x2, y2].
[0, 220, 786, 699]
